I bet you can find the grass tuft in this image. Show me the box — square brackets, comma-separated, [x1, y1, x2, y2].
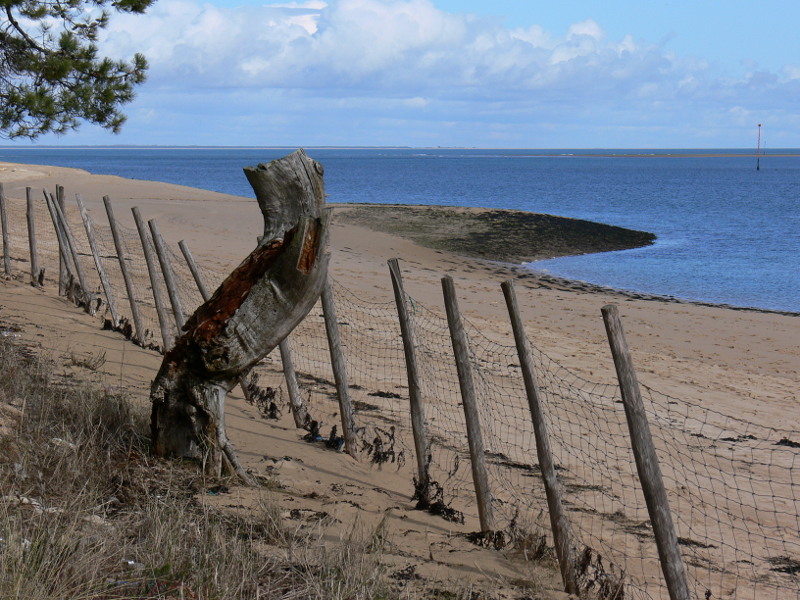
[0, 335, 414, 599]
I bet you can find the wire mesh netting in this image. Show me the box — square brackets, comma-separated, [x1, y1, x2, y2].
[0, 185, 797, 600]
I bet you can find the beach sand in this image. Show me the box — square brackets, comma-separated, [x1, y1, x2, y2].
[0, 159, 797, 598]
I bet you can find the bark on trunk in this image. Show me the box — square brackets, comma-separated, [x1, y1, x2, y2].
[150, 150, 330, 478]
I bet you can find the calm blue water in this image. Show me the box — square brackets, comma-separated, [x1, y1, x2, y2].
[1, 147, 798, 313]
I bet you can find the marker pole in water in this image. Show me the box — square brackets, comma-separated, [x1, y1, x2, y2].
[757, 123, 762, 171]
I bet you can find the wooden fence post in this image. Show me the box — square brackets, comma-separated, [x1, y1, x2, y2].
[26, 187, 42, 286]
[502, 280, 578, 593]
[49, 191, 93, 308]
[601, 304, 691, 600]
[320, 279, 358, 459]
[388, 258, 432, 505]
[103, 196, 145, 343]
[56, 185, 68, 295]
[177, 240, 210, 300]
[42, 190, 75, 288]
[131, 206, 173, 351]
[441, 275, 494, 533]
[0, 183, 12, 277]
[148, 219, 185, 331]
[278, 339, 308, 428]
[55, 193, 94, 308]
[76, 194, 119, 328]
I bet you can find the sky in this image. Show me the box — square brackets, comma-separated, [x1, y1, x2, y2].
[10, 0, 800, 147]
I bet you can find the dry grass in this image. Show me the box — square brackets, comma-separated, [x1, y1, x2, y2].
[0, 333, 553, 600]
[0, 335, 407, 600]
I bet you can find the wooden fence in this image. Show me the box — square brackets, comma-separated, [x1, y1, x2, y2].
[0, 181, 798, 600]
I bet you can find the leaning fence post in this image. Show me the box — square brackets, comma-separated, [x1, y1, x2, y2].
[388, 258, 432, 505]
[103, 196, 145, 343]
[76, 194, 119, 328]
[276, 339, 308, 428]
[56, 185, 68, 295]
[441, 275, 494, 533]
[26, 187, 42, 286]
[132, 207, 173, 351]
[148, 219, 185, 331]
[502, 280, 578, 593]
[43, 190, 75, 288]
[177, 240, 210, 300]
[602, 304, 690, 600]
[0, 183, 12, 277]
[320, 279, 358, 459]
[49, 191, 93, 309]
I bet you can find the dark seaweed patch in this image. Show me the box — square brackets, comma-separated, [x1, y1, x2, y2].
[768, 556, 800, 575]
[721, 434, 757, 443]
[776, 437, 800, 449]
[368, 390, 403, 399]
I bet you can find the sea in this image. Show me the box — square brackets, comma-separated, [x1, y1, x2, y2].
[1, 147, 798, 314]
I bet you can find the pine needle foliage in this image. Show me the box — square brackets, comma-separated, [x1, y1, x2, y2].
[0, 0, 153, 139]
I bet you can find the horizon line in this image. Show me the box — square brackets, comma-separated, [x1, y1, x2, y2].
[1, 145, 795, 151]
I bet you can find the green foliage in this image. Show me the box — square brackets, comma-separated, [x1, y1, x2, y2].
[0, 0, 154, 139]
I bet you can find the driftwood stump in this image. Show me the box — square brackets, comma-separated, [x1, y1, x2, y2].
[150, 150, 330, 479]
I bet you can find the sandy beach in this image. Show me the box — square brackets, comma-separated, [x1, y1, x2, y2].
[1, 159, 797, 599]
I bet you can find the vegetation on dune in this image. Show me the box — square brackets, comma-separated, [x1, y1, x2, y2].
[0, 334, 402, 599]
[0, 333, 549, 599]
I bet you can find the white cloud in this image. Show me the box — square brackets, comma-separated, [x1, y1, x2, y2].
[100, 0, 680, 98]
[566, 19, 604, 41]
[84, 0, 800, 146]
[403, 96, 429, 108]
[269, 1, 327, 7]
[782, 65, 800, 81]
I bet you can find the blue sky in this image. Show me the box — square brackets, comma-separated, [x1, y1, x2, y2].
[12, 0, 800, 147]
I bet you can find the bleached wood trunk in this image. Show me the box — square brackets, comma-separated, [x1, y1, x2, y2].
[150, 150, 330, 477]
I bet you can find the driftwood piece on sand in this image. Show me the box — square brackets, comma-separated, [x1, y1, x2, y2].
[150, 150, 330, 480]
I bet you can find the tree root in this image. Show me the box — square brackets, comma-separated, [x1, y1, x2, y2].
[221, 439, 256, 486]
[216, 419, 256, 486]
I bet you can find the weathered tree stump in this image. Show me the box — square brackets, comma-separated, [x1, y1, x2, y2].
[150, 150, 330, 480]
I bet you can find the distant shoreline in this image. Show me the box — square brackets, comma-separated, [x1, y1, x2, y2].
[531, 152, 800, 158]
[332, 203, 799, 317]
[2, 146, 798, 159]
[331, 203, 656, 264]
[1, 158, 795, 315]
